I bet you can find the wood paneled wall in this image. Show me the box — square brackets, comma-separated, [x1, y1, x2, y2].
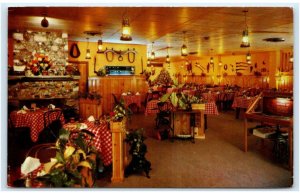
[79, 98, 102, 120]
[88, 76, 149, 114]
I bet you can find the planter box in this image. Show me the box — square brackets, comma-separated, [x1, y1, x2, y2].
[191, 103, 205, 110]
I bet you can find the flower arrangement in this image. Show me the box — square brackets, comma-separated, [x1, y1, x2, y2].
[27, 128, 103, 187]
[27, 53, 52, 75]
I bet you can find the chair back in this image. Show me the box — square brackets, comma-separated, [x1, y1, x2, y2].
[38, 109, 63, 143]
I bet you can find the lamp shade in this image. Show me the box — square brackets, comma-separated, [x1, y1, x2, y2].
[181, 44, 188, 56]
[41, 16, 49, 28]
[97, 40, 103, 53]
[166, 55, 170, 63]
[120, 18, 132, 41]
[240, 29, 250, 48]
[85, 49, 91, 59]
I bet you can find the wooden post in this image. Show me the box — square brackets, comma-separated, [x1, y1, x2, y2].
[194, 109, 205, 139]
[110, 118, 127, 183]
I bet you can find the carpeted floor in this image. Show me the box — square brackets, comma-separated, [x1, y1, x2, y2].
[98, 110, 293, 188]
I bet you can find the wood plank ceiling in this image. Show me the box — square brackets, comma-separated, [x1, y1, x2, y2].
[8, 7, 293, 58]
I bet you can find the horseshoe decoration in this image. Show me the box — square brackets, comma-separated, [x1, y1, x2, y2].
[127, 49, 136, 63]
[69, 43, 81, 58]
[103, 48, 137, 63]
[224, 64, 228, 71]
[104, 49, 115, 62]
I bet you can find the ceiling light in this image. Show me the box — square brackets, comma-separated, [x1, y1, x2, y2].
[240, 10, 250, 48]
[210, 57, 214, 65]
[246, 51, 251, 64]
[97, 39, 103, 53]
[41, 15, 49, 28]
[120, 17, 132, 41]
[150, 42, 155, 60]
[166, 47, 170, 64]
[85, 38, 91, 59]
[218, 56, 223, 66]
[181, 31, 188, 56]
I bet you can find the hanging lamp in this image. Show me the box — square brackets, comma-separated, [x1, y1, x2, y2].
[120, 17, 132, 41]
[150, 42, 155, 60]
[85, 38, 91, 59]
[240, 10, 250, 48]
[181, 31, 188, 56]
[246, 51, 251, 64]
[209, 49, 214, 65]
[41, 14, 49, 28]
[166, 47, 170, 63]
[218, 55, 223, 66]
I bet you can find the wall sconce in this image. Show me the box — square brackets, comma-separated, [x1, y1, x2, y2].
[41, 15, 49, 28]
[246, 51, 251, 64]
[181, 31, 188, 56]
[85, 38, 91, 59]
[240, 10, 250, 48]
[120, 17, 132, 41]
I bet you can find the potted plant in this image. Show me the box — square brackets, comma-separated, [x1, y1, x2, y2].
[35, 128, 103, 187]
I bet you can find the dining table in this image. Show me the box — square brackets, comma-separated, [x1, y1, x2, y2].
[9, 108, 64, 142]
[232, 96, 258, 119]
[145, 100, 219, 116]
[63, 120, 112, 166]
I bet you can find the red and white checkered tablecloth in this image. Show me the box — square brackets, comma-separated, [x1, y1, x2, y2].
[232, 96, 257, 109]
[145, 100, 219, 116]
[63, 121, 112, 166]
[204, 102, 219, 115]
[10, 109, 64, 142]
[121, 95, 142, 108]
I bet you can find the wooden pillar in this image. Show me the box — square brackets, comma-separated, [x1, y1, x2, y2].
[110, 118, 127, 183]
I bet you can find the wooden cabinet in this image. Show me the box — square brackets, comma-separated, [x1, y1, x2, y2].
[79, 98, 102, 120]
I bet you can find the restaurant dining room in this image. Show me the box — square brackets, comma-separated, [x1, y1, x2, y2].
[2, 5, 298, 189]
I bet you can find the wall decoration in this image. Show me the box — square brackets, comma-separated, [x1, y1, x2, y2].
[12, 31, 68, 76]
[102, 48, 137, 63]
[69, 43, 81, 58]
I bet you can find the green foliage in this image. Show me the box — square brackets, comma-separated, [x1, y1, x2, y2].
[37, 128, 102, 187]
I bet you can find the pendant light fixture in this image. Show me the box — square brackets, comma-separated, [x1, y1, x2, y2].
[246, 51, 251, 64]
[85, 37, 91, 59]
[120, 17, 132, 41]
[166, 47, 170, 64]
[240, 10, 250, 48]
[147, 52, 151, 65]
[41, 14, 49, 28]
[97, 32, 103, 53]
[150, 42, 155, 60]
[218, 55, 223, 66]
[181, 31, 188, 56]
[209, 49, 214, 65]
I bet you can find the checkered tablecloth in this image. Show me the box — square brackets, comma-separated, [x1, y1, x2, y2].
[10, 109, 64, 142]
[145, 100, 219, 116]
[63, 121, 112, 166]
[121, 95, 142, 108]
[232, 96, 257, 109]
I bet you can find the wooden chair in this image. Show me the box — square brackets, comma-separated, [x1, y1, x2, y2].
[37, 109, 63, 144]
